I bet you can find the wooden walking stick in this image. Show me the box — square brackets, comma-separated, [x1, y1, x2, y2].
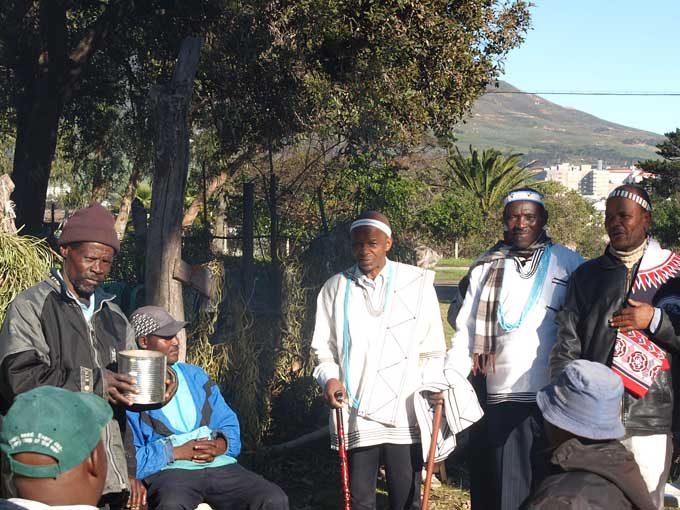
[422, 400, 444, 510]
[335, 391, 352, 510]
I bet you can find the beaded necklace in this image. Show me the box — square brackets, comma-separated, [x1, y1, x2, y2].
[497, 244, 552, 332]
[342, 261, 394, 408]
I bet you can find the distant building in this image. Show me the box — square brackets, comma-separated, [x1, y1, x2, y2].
[534, 161, 642, 200]
[583, 168, 610, 198]
[543, 163, 586, 192]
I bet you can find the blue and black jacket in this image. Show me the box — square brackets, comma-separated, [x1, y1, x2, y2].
[126, 362, 241, 480]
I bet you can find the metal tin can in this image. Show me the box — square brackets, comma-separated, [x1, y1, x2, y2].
[118, 350, 167, 404]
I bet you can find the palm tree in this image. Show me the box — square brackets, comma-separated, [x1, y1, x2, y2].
[443, 145, 535, 216]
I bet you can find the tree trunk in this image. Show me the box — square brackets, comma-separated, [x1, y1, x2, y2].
[114, 166, 143, 240]
[316, 186, 329, 234]
[145, 37, 202, 362]
[267, 142, 281, 314]
[131, 198, 147, 283]
[242, 182, 255, 301]
[11, 89, 62, 236]
[9, 0, 119, 235]
[91, 161, 108, 204]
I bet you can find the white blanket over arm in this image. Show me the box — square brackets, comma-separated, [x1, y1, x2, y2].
[414, 368, 484, 463]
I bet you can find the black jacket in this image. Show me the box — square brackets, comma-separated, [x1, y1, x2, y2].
[524, 438, 655, 510]
[0, 270, 136, 495]
[550, 250, 680, 434]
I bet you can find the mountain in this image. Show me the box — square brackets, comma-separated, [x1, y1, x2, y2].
[449, 81, 664, 166]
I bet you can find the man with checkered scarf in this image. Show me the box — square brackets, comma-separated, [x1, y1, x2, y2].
[446, 188, 583, 510]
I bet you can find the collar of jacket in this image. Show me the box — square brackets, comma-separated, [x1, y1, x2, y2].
[48, 268, 116, 313]
[597, 247, 629, 271]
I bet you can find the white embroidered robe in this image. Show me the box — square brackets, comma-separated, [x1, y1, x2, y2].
[312, 260, 446, 449]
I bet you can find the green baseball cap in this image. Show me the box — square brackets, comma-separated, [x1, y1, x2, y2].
[0, 386, 112, 478]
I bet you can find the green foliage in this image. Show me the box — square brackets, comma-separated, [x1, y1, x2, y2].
[418, 189, 487, 246]
[442, 146, 534, 216]
[286, 0, 531, 146]
[649, 192, 680, 252]
[339, 155, 425, 233]
[536, 181, 606, 258]
[108, 233, 140, 284]
[262, 149, 427, 246]
[0, 134, 13, 175]
[639, 129, 680, 198]
[1, 0, 531, 227]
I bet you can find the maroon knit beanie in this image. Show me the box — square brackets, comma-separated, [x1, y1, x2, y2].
[58, 203, 120, 252]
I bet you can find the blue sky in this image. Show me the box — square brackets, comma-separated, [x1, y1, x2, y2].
[500, 0, 680, 135]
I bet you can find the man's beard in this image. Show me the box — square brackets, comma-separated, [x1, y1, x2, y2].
[72, 278, 100, 298]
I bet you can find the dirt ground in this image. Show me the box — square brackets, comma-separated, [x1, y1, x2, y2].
[244, 438, 471, 510]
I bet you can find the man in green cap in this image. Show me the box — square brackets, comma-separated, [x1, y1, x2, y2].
[0, 385, 111, 509]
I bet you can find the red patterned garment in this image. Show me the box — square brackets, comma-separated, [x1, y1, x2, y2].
[612, 330, 670, 397]
[611, 240, 680, 397]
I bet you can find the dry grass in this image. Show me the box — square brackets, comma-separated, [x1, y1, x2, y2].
[0, 231, 56, 324]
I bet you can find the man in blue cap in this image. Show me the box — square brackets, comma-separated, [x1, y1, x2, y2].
[551, 184, 680, 508]
[525, 359, 654, 510]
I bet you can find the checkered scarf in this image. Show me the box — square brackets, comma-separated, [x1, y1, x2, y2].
[472, 231, 551, 374]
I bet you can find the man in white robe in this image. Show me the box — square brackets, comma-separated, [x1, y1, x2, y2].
[446, 188, 584, 510]
[312, 211, 446, 510]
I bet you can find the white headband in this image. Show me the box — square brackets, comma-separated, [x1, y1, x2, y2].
[607, 189, 652, 212]
[349, 218, 392, 238]
[504, 189, 544, 206]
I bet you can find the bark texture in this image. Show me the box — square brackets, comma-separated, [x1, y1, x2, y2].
[145, 37, 202, 361]
[9, 0, 119, 235]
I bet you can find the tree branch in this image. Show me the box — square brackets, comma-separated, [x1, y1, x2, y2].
[181, 148, 254, 228]
[64, 0, 125, 98]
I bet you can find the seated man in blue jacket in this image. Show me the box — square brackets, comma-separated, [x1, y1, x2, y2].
[126, 306, 289, 510]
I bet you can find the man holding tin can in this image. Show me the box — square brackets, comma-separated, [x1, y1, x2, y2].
[0, 203, 139, 509]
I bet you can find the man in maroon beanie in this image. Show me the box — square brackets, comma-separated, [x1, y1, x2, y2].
[0, 203, 139, 510]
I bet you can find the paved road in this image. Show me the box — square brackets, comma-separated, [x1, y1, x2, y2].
[434, 283, 458, 302]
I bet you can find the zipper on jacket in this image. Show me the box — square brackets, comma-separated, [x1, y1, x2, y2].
[620, 395, 626, 426]
[619, 261, 638, 428]
[87, 314, 126, 488]
[59, 280, 127, 490]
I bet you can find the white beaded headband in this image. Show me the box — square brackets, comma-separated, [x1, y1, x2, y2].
[607, 189, 652, 212]
[349, 218, 392, 238]
[504, 189, 544, 206]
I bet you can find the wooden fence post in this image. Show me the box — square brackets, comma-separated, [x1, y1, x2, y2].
[242, 182, 255, 301]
